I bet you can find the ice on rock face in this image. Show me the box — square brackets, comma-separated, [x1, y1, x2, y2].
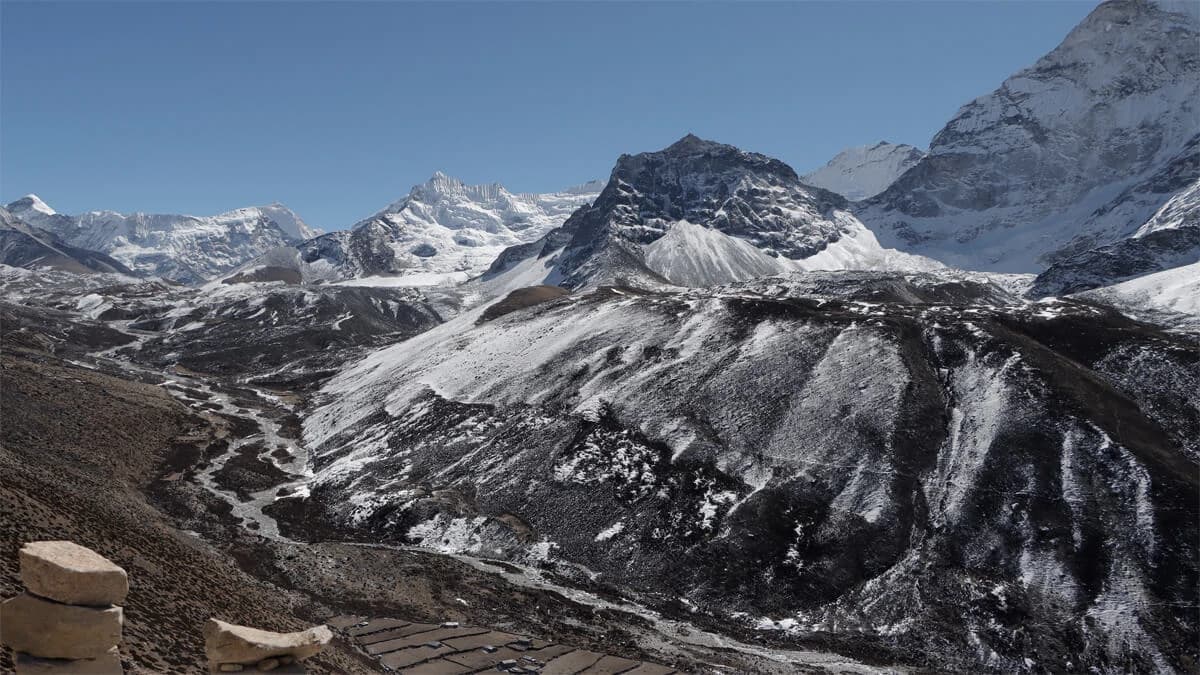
[857, 0, 1200, 279]
[2, 196, 321, 284]
[293, 174, 601, 284]
[10, 194, 57, 217]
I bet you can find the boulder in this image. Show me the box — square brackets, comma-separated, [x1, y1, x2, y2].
[0, 593, 123, 659]
[203, 619, 331, 665]
[15, 647, 122, 674]
[19, 541, 128, 606]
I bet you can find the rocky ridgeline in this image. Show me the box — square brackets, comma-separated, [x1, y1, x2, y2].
[1, 541, 127, 673]
[0, 541, 331, 673]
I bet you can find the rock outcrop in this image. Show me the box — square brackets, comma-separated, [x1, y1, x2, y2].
[203, 619, 331, 672]
[13, 648, 122, 674]
[1, 541, 126, 673]
[19, 541, 129, 606]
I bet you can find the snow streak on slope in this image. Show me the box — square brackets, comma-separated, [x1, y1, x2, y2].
[802, 142, 925, 201]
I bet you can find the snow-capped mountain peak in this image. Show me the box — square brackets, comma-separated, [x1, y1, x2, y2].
[801, 142, 925, 201]
[291, 174, 602, 285]
[257, 202, 321, 241]
[858, 0, 1200, 276]
[482, 135, 941, 292]
[1, 197, 321, 284]
[9, 194, 57, 217]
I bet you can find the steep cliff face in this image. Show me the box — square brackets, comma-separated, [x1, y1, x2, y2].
[858, 0, 1200, 277]
[1029, 141, 1200, 296]
[298, 271, 1198, 672]
[294, 174, 600, 285]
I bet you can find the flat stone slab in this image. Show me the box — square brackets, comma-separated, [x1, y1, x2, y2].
[400, 659, 478, 675]
[15, 647, 122, 674]
[331, 614, 678, 675]
[324, 615, 366, 630]
[1, 593, 123, 659]
[346, 617, 411, 637]
[439, 630, 520, 651]
[583, 654, 643, 674]
[619, 665, 678, 675]
[20, 541, 128, 606]
[356, 622, 438, 646]
[366, 626, 489, 655]
[541, 650, 604, 674]
[379, 643, 455, 670]
[203, 619, 332, 665]
[443, 646, 528, 670]
[519, 644, 576, 661]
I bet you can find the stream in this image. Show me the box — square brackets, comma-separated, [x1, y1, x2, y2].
[80, 332, 889, 674]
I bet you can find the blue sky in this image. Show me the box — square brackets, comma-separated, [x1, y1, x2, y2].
[1, 1, 1095, 229]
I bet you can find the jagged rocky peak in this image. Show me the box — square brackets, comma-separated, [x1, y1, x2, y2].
[404, 171, 507, 205]
[802, 141, 926, 201]
[559, 133, 850, 256]
[494, 134, 940, 291]
[858, 0, 1200, 274]
[8, 194, 57, 217]
[291, 172, 602, 284]
[0, 195, 321, 284]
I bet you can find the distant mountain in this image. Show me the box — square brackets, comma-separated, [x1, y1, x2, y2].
[4, 195, 320, 284]
[292, 173, 602, 285]
[0, 206, 133, 276]
[482, 134, 938, 293]
[801, 142, 925, 201]
[856, 0, 1200, 283]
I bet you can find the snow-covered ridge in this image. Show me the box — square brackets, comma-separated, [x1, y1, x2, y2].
[4, 194, 321, 284]
[0, 206, 135, 276]
[490, 135, 942, 291]
[10, 194, 56, 217]
[1075, 259, 1200, 329]
[858, 0, 1200, 275]
[801, 142, 925, 201]
[292, 173, 602, 284]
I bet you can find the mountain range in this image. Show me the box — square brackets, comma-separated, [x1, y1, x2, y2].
[291, 173, 603, 285]
[6, 0, 1197, 296]
[4, 195, 321, 284]
[2, 1, 1198, 672]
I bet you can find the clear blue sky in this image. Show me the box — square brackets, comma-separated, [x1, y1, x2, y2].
[1, 1, 1096, 230]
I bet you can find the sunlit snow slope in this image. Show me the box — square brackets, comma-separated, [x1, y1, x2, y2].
[4, 195, 320, 284]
